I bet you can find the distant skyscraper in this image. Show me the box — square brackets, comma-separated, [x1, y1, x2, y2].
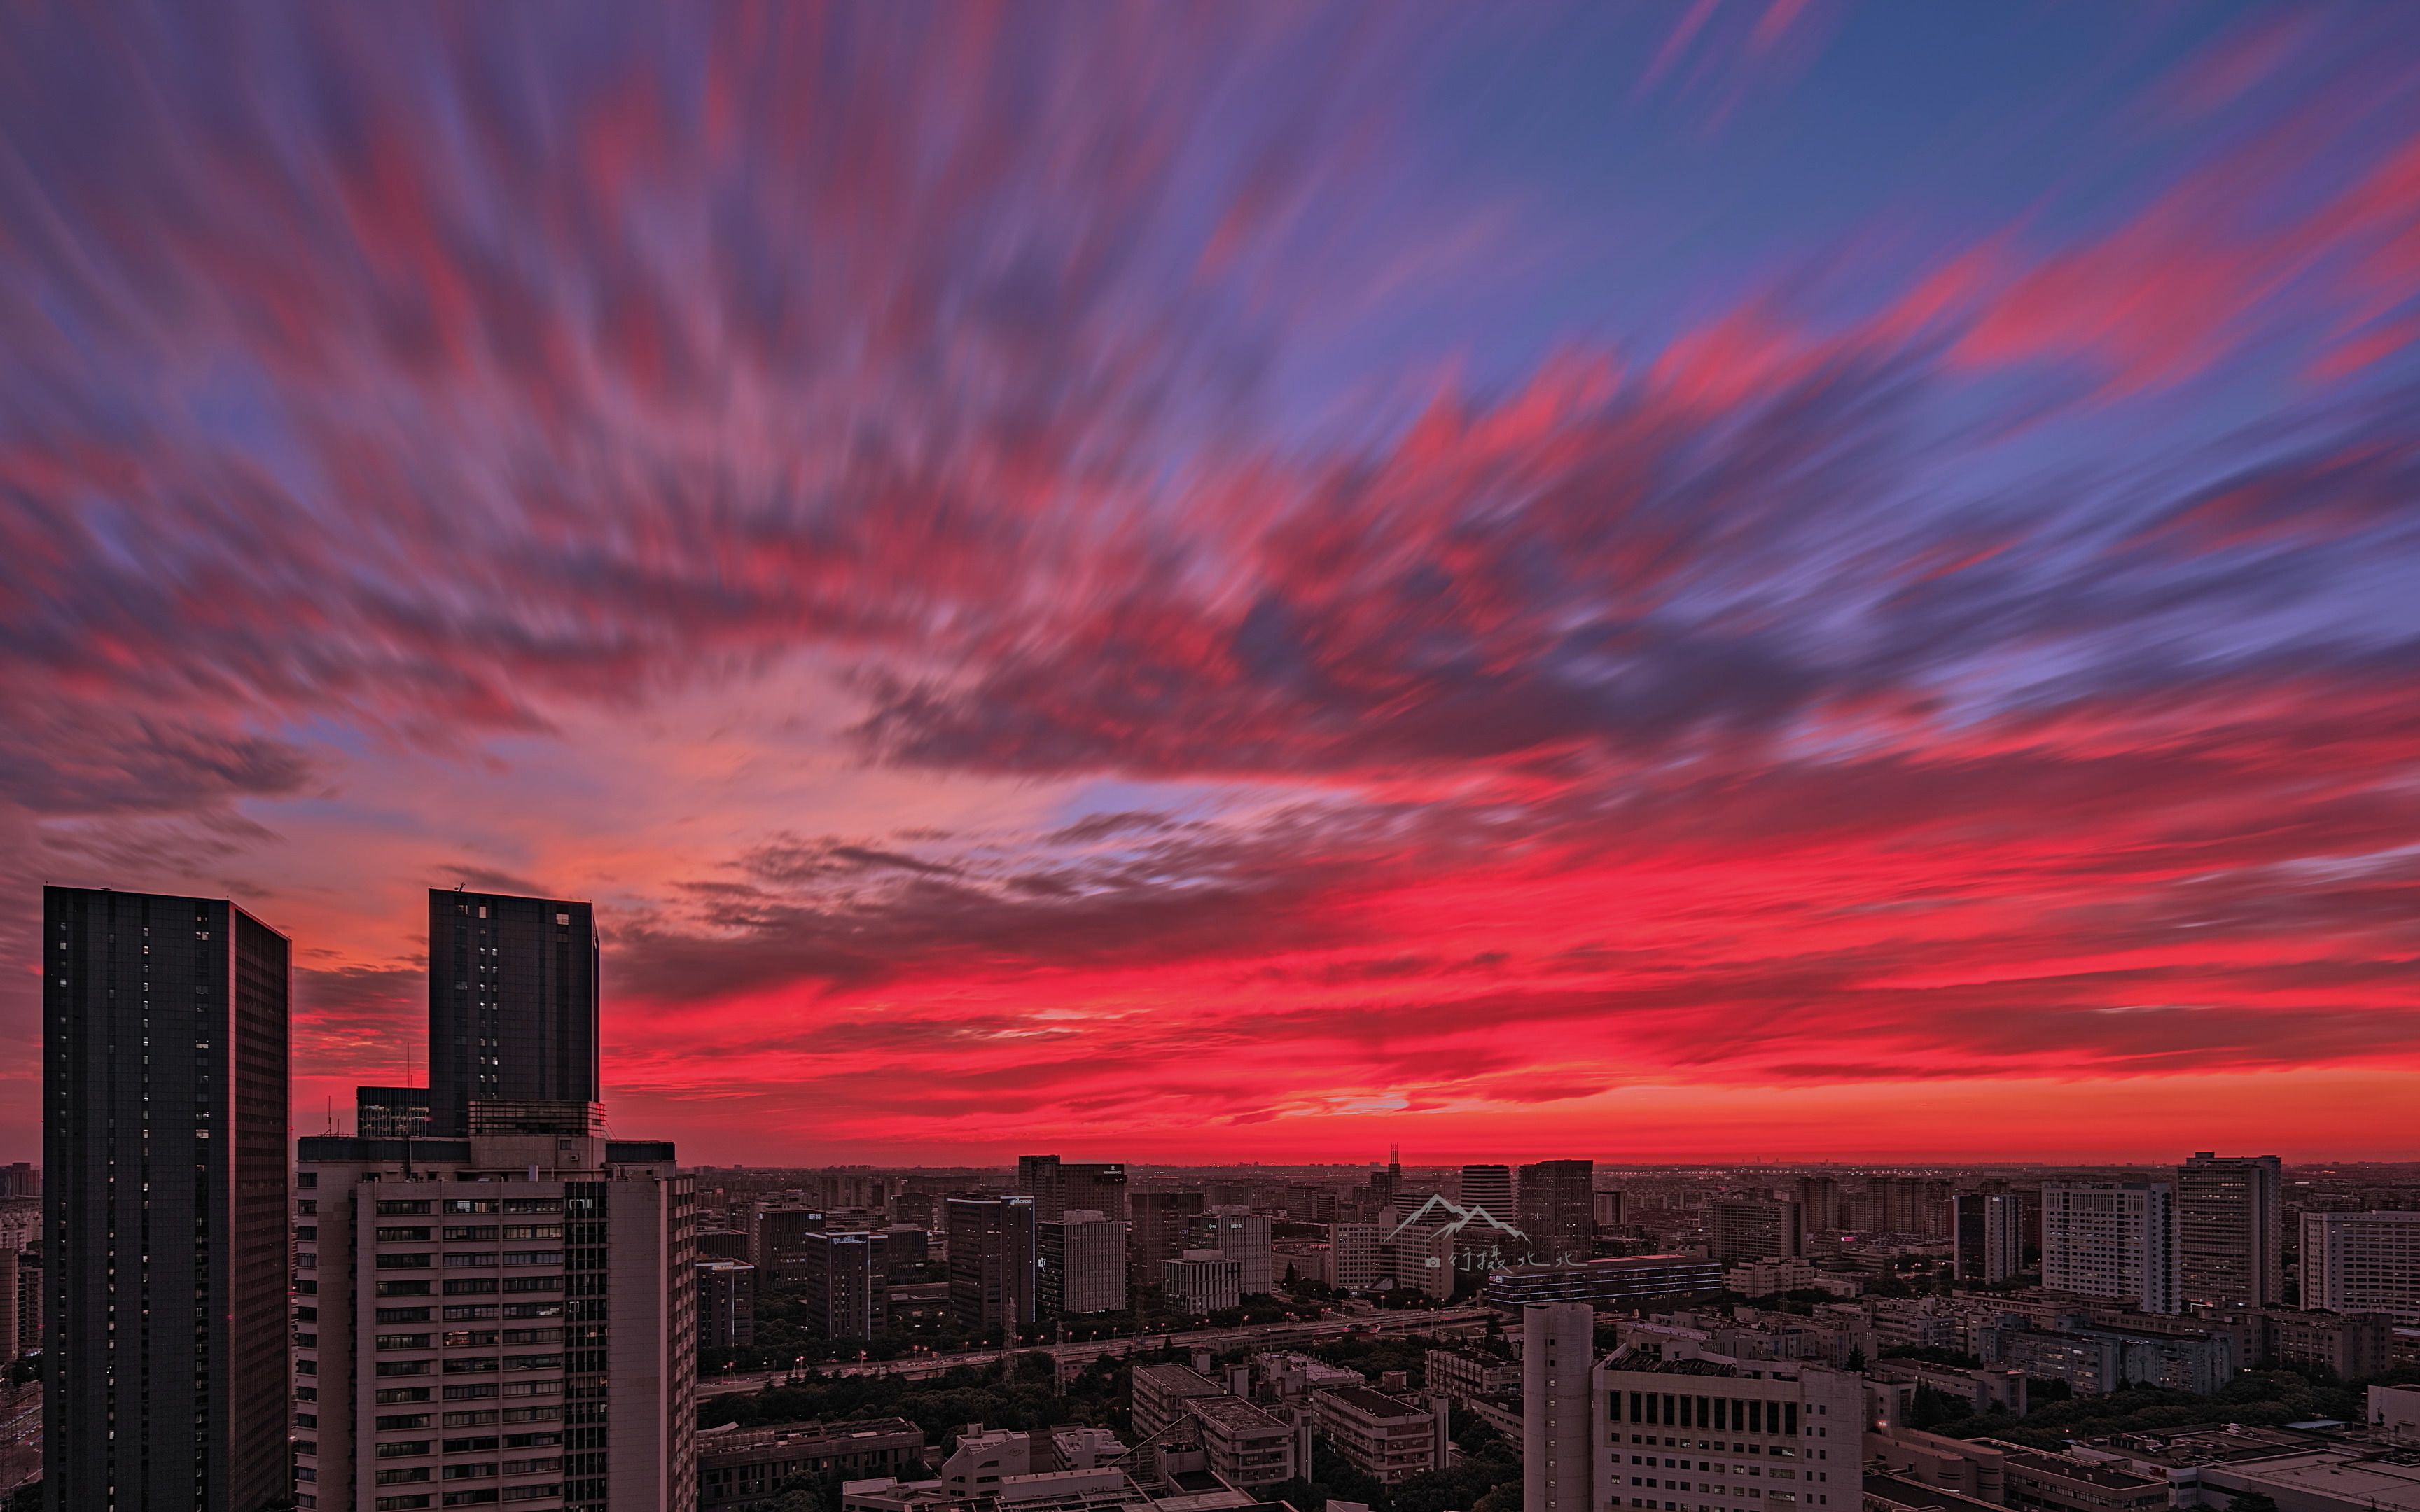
[1127, 1190, 1206, 1287]
[2042, 1176, 2176, 1314]
[2174, 1152, 2283, 1311]
[1954, 1191, 2024, 1283]
[1524, 1302, 1596, 1512]
[353, 1083, 431, 1138]
[1517, 1159, 1595, 1264]
[427, 888, 600, 1137]
[1794, 1175, 1841, 1236]
[946, 1196, 1036, 1331]
[1015, 1155, 1126, 1224]
[1459, 1165, 1514, 1222]
[43, 886, 291, 1512]
[1709, 1198, 1804, 1266]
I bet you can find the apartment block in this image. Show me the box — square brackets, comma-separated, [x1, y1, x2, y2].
[293, 1130, 696, 1512]
[2300, 1211, 2420, 1323]
[1312, 1386, 1447, 1484]
[1709, 1199, 1803, 1267]
[2041, 1177, 2176, 1315]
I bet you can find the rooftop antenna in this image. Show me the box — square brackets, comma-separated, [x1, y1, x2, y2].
[324, 1096, 337, 1136]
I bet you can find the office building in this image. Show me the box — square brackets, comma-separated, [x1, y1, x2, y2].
[10, 1248, 38, 1358]
[1209, 1208, 1274, 1295]
[1597, 1348, 1861, 1512]
[0, 1166, 36, 1200]
[1459, 1166, 1514, 1222]
[1126, 1191, 1206, 1288]
[1519, 1159, 1597, 1264]
[1162, 1252, 1242, 1315]
[2174, 1153, 2283, 1311]
[1595, 1190, 1627, 1230]
[876, 1226, 929, 1280]
[749, 1204, 827, 1287]
[354, 1085, 431, 1139]
[1955, 1192, 2024, 1284]
[697, 1259, 757, 1350]
[946, 1196, 1036, 1332]
[1314, 1387, 1448, 1484]
[1014, 1157, 1127, 1226]
[796, 1230, 887, 1339]
[43, 886, 291, 1512]
[2042, 1177, 2177, 1314]
[695, 1228, 749, 1263]
[1525, 1302, 1596, 1512]
[2301, 1210, 2420, 1323]
[1188, 1394, 1297, 1488]
[1039, 1210, 1127, 1317]
[1709, 1198, 1803, 1266]
[293, 1127, 697, 1512]
[427, 889, 600, 1137]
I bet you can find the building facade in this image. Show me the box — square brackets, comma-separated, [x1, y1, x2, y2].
[1525, 1302, 1597, 1512]
[427, 890, 601, 1138]
[293, 1130, 697, 1512]
[946, 1196, 1037, 1332]
[1595, 1349, 1861, 1512]
[356, 1086, 432, 1140]
[1519, 1160, 1597, 1264]
[795, 1231, 887, 1339]
[1330, 1222, 1384, 1294]
[1313, 1387, 1447, 1484]
[1954, 1192, 2024, 1284]
[1459, 1166, 1514, 1222]
[2174, 1154, 2283, 1311]
[43, 886, 292, 1512]
[697, 1259, 756, 1350]
[1709, 1199, 1804, 1267]
[1161, 1253, 1242, 1315]
[1210, 1209, 1274, 1295]
[2041, 1177, 2176, 1315]
[2301, 1210, 2420, 1323]
[1038, 1211, 1127, 1317]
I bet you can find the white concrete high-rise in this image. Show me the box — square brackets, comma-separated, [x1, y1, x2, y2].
[1524, 1301, 1596, 1512]
[2302, 1210, 2420, 1323]
[2042, 1176, 2176, 1314]
[295, 1128, 697, 1512]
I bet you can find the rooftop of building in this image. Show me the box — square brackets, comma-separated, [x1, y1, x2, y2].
[700, 1416, 926, 1461]
[1132, 1363, 1221, 1394]
[1986, 1446, 2166, 1489]
[1864, 1474, 2005, 1512]
[1189, 1394, 1286, 1432]
[2220, 1451, 2420, 1512]
[1601, 1348, 1745, 1378]
[2087, 1424, 2334, 1466]
[1316, 1385, 1430, 1419]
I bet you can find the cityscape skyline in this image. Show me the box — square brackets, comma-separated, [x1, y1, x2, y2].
[6, 4, 2420, 1170]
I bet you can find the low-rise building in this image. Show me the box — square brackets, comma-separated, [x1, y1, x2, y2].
[1190, 1394, 1298, 1488]
[1982, 1443, 2168, 1512]
[1132, 1363, 1228, 1438]
[1253, 1352, 1366, 1399]
[1487, 1254, 1726, 1311]
[699, 1417, 928, 1511]
[1595, 1345, 1865, 1512]
[1312, 1386, 1447, 1484]
[1426, 1343, 1521, 1406]
[2260, 1309, 2393, 1378]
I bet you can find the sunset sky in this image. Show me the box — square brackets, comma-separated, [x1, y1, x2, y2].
[6, 3, 2420, 1168]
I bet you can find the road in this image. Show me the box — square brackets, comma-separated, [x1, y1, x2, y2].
[697, 1303, 1495, 1398]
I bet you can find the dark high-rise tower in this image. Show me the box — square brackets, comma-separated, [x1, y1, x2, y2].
[427, 888, 599, 1136]
[43, 886, 291, 1512]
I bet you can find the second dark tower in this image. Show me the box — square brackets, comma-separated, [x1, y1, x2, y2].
[426, 888, 599, 1136]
